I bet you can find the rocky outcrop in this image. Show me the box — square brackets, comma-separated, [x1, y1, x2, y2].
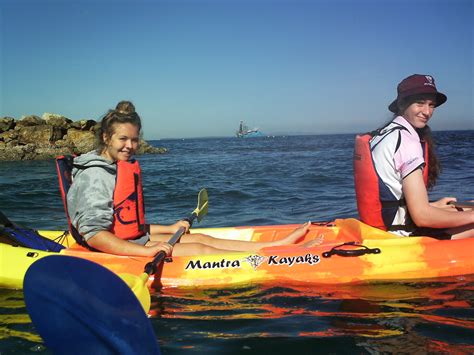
[0, 113, 167, 161]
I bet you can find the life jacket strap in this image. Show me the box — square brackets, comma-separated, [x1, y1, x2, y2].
[381, 199, 407, 208]
[55, 155, 92, 249]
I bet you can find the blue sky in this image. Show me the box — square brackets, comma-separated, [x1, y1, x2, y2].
[1, 0, 472, 139]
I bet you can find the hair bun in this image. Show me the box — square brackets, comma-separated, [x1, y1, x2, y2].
[115, 100, 136, 115]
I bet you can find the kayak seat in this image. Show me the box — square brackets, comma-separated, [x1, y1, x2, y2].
[335, 218, 396, 241]
[0, 210, 65, 252]
[55, 155, 90, 248]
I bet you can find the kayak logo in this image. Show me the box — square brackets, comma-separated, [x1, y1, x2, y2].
[243, 254, 266, 270]
[184, 253, 320, 271]
[267, 253, 320, 267]
[243, 253, 320, 268]
[185, 259, 241, 270]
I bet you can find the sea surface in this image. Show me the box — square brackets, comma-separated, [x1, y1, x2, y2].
[1, 131, 473, 354]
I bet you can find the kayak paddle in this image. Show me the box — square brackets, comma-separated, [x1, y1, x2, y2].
[448, 201, 474, 209]
[23, 255, 161, 355]
[120, 188, 209, 312]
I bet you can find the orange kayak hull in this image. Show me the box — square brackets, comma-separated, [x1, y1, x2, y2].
[1, 219, 473, 290]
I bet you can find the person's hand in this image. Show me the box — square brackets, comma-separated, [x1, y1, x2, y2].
[146, 241, 173, 257]
[430, 197, 457, 209]
[171, 220, 191, 234]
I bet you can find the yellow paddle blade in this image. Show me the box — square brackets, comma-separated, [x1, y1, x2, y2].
[119, 273, 151, 313]
[194, 188, 208, 222]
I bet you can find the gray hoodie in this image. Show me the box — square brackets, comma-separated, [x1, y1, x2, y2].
[67, 151, 117, 241]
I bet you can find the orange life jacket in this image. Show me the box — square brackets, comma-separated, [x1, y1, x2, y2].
[110, 160, 147, 240]
[353, 130, 428, 231]
[56, 156, 146, 246]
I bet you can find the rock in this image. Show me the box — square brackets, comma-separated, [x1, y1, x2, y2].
[0, 117, 15, 133]
[0, 145, 25, 160]
[42, 113, 73, 129]
[137, 140, 168, 154]
[17, 126, 66, 146]
[0, 144, 36, 161]
[70, 119, 97, 131]
[16, 115, 45, 127]
[0, 130, 19, 143]
[20, 144, 37, 160]
[0, 113, 168, 161]
[54, 138, 73, 148]
[34, 146, 72, 160]
[65, 129, 96, 154]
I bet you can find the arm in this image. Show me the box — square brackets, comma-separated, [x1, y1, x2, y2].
[69, 166, 173, 256]
[87, 230, 172, 257]
[403, 169, 474, 228]
[430, 197, 458, 209]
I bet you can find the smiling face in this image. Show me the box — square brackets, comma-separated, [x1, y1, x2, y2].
[101, 122, 140, 162]
[400, 95, 437, 129]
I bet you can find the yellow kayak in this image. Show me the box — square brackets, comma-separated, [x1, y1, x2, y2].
[1, 219, 473, 290]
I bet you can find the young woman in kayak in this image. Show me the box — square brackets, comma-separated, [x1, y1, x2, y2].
[354, 74, 473, 239]
[67, 101, 311, 257]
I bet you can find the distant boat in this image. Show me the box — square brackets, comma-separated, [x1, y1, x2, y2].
[236, 120, 264, 138]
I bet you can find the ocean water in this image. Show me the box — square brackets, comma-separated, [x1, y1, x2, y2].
[0, 131, 473, 354]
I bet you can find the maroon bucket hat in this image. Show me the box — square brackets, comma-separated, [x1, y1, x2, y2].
[388, 74, 447, 113]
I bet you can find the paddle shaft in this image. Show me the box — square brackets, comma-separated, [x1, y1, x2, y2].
[143, 212, 197, 275]
[448, 201, 474, 209]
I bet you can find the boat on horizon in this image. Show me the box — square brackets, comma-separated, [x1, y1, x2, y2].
[236, 120, 264, 138]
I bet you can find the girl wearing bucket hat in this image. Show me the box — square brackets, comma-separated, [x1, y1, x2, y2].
[354, 74, 473, 239]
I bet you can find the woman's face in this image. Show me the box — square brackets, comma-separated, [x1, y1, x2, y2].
[402, 97, 436, 129]
[102, 123, 139, 162]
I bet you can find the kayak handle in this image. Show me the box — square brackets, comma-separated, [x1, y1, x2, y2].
[322, 242, 381, 258]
